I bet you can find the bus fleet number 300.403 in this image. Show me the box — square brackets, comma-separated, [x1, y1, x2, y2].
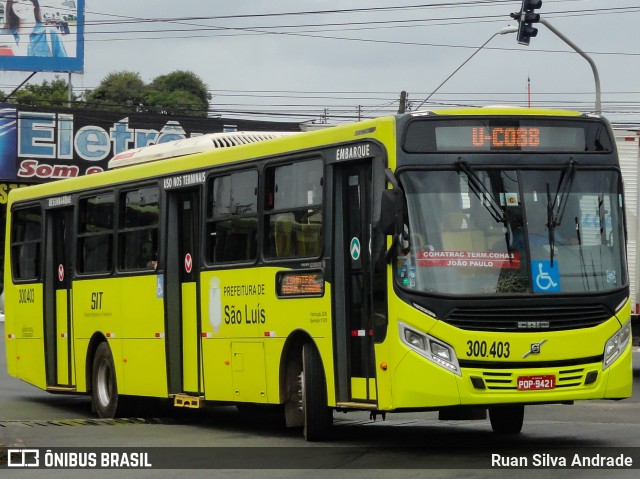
[466, 340, 511, 359]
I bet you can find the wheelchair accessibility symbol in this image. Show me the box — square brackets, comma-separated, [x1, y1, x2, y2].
[156, 274, 165, 298]
[532, 260, 560, 293]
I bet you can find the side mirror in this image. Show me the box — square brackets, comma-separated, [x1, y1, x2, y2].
[373, 168, 405, 264]
[380, 189, 402, 236]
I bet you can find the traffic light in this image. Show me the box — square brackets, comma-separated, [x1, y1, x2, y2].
[515, 0, 542, 46]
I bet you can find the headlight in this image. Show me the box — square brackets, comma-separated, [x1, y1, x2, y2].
[404, 329, 426, 350]
[603, 321, 631, 369]
[399, 323, 461, 376]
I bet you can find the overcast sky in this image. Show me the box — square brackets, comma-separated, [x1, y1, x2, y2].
[3, 0, 639, 125]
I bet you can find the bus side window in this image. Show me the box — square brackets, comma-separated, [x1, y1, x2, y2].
[77, 193, 114, 274]
[273, 212, 294, 257]
[265, 159, 323, 259]
[206, 170, 258, 263]
[118, 187, 160, 271]
[11, 206, 42, 280]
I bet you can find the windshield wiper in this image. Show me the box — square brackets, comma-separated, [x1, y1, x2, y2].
[456, 160, 518, 261]
[456, 160, 505, 224]
[457, 160, 522, 264]
[545, 160, 577, 266]
[597, 193, 607, 245]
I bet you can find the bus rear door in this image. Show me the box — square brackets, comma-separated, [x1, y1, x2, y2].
[165, 188, 203, 403]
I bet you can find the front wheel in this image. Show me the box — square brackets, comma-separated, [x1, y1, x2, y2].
[489, 405, 525, 434]
[92, 342, 126, 418]
[301, 343, 333, 441]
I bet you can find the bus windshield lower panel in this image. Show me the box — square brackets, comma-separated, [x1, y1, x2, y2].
[398, 169, 626, 296]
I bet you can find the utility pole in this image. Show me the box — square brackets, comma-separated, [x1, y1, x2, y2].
[68, 72, 73, 108]
[398, 91, 407, 114]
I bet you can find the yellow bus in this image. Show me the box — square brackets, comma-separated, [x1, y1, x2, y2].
[4, 108, 632, 441]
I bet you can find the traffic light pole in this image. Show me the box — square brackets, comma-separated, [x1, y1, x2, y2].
[539, 18, 601, 115]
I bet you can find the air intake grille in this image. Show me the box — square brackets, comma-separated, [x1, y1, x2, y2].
[445, 304, 611, 332]
[481, 367, 587, 390]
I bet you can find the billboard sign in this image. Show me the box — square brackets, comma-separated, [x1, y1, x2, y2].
[0, 0, 84, 72]
[0, 104, 301, 181]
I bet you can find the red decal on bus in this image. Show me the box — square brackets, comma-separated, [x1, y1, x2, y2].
[417, 250, 520, 269]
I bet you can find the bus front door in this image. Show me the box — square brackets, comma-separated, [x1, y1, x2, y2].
[43, 206, 75, 389]
[165, 189, 202, 399]
[333, 160, 377, 405]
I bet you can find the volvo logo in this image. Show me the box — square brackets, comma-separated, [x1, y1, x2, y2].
[523, 339, 548, 358]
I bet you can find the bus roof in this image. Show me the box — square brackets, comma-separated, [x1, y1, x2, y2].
[105, 108, 589, 170]
[108, 131, 301, 169]
[417, 106, 588, 118]
[6, 108, 598, 205]
[6, 117, 395, 204]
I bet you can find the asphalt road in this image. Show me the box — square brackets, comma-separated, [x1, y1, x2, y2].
[1, 322, 639, 479]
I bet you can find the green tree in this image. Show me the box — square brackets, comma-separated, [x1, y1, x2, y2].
[5, 77, 77, 108]
[1, 70, 212, 117]
[143, 70, 211, 117]
[84, 70, 146, 113]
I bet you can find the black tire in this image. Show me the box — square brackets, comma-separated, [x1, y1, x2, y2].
[489, 405, 525, 434]
[91, 342, 125, 418]
[301, 343, 333, 441]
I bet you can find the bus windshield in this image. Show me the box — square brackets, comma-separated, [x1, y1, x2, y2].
[398, 168, 626, 296]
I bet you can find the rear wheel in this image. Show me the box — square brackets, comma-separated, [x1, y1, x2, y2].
[92, 342, 127, 418]
[301, 343, 333, 441]
[489, 405, 524, 434]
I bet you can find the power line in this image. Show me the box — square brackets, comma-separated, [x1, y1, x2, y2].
[9, 93, 640, 120]
[72, 5, 640, 58]
[83, 6, 640, 33]
[82, 1, 603, 25]
[82, 1, 526, 24]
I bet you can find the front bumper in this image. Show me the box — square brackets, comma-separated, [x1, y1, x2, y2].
[389, 340, 632, 410]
